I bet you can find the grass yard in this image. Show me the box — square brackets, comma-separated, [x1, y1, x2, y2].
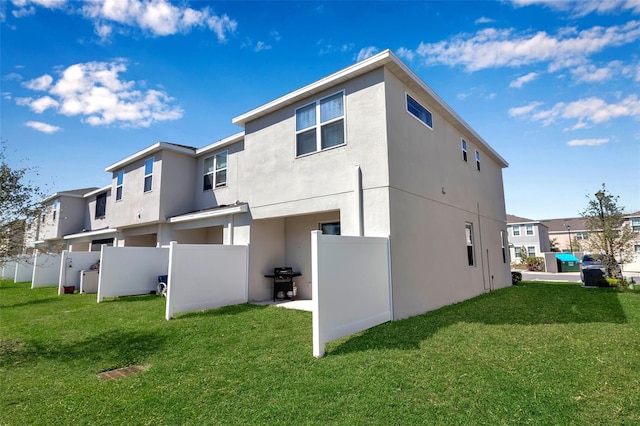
[1, 280, 640, 425]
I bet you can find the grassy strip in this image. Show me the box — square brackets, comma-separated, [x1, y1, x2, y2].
[1, 280, 640, 425]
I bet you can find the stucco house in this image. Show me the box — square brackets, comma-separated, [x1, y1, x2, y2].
[506, 214, 551, 262]
[27, 50, 511, 320]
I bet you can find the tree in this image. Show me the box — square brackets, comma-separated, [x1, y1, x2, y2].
[581, 184, 636, 278]
[549, 238, 559, 252]
[0, 141, 44, 261]
[519, 245, 528, 261]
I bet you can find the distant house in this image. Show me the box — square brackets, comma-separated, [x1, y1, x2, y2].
[506, 214, 550, 262]
[539, 217, 590, 253]
[23, 50, 512, 319]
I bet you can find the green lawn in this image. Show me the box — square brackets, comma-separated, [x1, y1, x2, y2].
[1, 280, 640, 425]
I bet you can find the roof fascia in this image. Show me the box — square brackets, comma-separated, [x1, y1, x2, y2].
[105, 142, 196, 172]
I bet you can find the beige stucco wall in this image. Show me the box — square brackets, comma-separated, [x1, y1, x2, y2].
[194, 141, 244, 211]
[84, 189, 113, 231]
[383, 68, 510, 319]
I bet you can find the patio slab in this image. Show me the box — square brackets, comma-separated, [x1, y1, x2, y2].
[252, 299, 312, 312]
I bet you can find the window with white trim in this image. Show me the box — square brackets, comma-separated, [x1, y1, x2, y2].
[576, 231, 589, 240]
[475, 150, 481, 171]
[465, 222, 475, 266]
[115, 170, 124, 201]
[296, 91, 345, 157]
[203, 151, 228, 190]
[631, 218, 640, 231]
[526, 224, 534, 236]
[634, 244, 640, 253]
[52, 199, 58, 220]
[95, 192, 107, 219]
[406, 94, 432, 128]
[143, 158, 153, 193]
[512, 225, 521, 236]
[527, 246, 536, 257]
[501, 230, 507, 263]
[461, 139, 468, 162]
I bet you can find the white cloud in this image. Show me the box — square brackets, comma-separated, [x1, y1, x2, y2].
[475, 16, 495, 24]
[396, 47, 415, 62]
[509, 0, 640, 16]
[414, 21, 640, 72]
[508, 101, 544, 117]
[25, 120, 62, 133]
[16, 60, 183, 128]
[567, 138, 609, 146]
[254, 41, 271, 52]
[3, 72, 23, 82]
[509, 72, 539, 88]
[510, 95, 640, 127]
[356, 46, 379, 62]
[8, 0, 238, 41]
[23, 74, 53, 91]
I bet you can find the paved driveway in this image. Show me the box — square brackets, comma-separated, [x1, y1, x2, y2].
[521, 270, 640, 283]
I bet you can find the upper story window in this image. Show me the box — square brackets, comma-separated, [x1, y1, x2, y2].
[631, 218, 640, 231]
[296, 91, 345, 157]
[116, 170, 124, 201]
[406, 94, 432, 128]
[475, 150, 481, 171]
[525, 224, 534, 235]
[52, 199, 58, 220]
[461, 139, 468, 162]
[512, 225, 521, 236]
[95, 192, 107, 219]
[143, 158, 153, 193]
[501, 230, 507, 263]
[634, 244, 640, 253]
[576, 231, 589, 240]
[203, 151, 228, 190]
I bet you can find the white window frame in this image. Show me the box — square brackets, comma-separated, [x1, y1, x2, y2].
[475, 150, 481, 171]
[143, 157, 153, 193]
[116, 170, 124, 201]
[295, 90, 346, 157]
[465, 222, 475, 267]
[203, 151, 228, 190]
[631, 218, 640, 232]
[512, 225, 521, 236]
[461, 139, 468, 162]
[634, 244, 640, 253]
[406, 93, 433, 129]
[527, 246, 536, 257]
[525, 224, 534, 236]
[501, 230, 507, 263]
[52, 199, 58, 220]
[576, 232, 589, 240]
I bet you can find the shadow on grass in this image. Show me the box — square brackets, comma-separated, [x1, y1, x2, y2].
[174, 303, 268, 320]
[328, 282, 628, 356]
[1, 297, 64, 309]
[1, 330, 167, 369]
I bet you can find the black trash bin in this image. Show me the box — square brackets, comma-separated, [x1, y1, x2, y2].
[583, 268, 605, 287]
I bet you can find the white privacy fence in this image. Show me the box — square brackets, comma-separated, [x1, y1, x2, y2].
[165, 242, 249, 320]
[1, 261, 17, 280]
[97, 246, 169, 302]
[58, 251, 101, 295]
[32, 252, 62, 288]
[311, 231, 392, 357]
[14, 255, 35, 283]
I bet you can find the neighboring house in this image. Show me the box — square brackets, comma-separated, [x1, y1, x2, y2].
[506, 214, 550, 262]
[32, 188, 97, 253]
[23, 50, 511, 320]
[540, 217, 589, 253]
[623, 211, 640, 271]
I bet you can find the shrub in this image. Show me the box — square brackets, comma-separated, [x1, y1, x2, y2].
[511, 271, 522, 284]
[524, 257, 544, 272]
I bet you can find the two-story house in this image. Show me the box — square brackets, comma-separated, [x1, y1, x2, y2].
[27, 50, 511, 320]
[506, 214, 550, 262]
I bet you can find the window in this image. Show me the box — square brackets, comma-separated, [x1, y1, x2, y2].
[512, 225, 521, 236]
[52, 199, 58, 220]
[320, 222, 341, 235]
[115, 170, 124, 201]
[296, 91, 345, 156]
[143, 158, 153, 193]
[635, 245, 640, 253]
[631, 218, 640, 231]
[465, 223, 475, 266]
[501, 230, 507, 263]
[406, 94, 432, 128]
[475, 150, 481, 171]
[95, 192, 107, 219]
[461, 139, 468, 162]
[576, 231, 589, 240]
[525, 224, 534, 236]
[203, 151, 228, 190]
[527, 246, 536, 257]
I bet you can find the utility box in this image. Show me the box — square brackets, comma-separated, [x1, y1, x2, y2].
[80, 270, 99, 293]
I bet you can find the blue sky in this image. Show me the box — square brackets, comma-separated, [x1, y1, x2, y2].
[1, 0, 639, 220]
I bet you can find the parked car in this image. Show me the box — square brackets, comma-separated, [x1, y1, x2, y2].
[580, 254, 621, 282]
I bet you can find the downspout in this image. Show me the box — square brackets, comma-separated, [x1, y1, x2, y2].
[354, 165, 364, 236]
[229, 214, 235, 245]
[477, 202, 488, 291]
